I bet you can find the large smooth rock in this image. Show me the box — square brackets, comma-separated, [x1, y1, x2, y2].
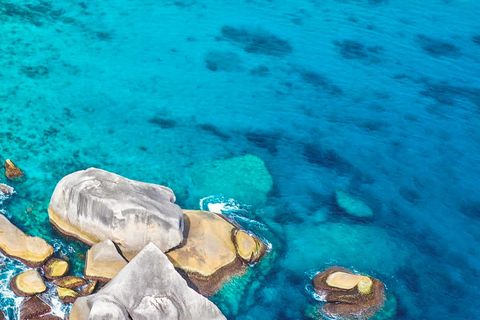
[167, 210, 267, 295]
[48, 168, 184, 260]
[69, 243, 226, 320]
[84, 239, 128, 282]
[0, 183, 13, 195]
[0, 214, 53, 267]
[190, 154, 273, 206]
[313, 266, 385, 319]
[10, 269, 47, 297]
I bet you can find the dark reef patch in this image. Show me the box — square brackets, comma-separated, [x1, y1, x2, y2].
[472, 35, 480, 45]
[417, 35, 461, 58]
[245, 130, 282, 154]
[303, 143, 354, 175]
[333, 39, 383, 63]
[205, 51, 243, 72]
[219, 26, 293, 56]
[148, 116, 177, 129]
[21, 66, 49, 79]
[0, 1, 71, 26]
[196, 124, 231, 141]
[420, 81, 480, 108]
[250, 65, 270, 77]
[299, 69, 343, 95]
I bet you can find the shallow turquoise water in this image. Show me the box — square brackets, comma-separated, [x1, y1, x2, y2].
[1, 0, 480, 319]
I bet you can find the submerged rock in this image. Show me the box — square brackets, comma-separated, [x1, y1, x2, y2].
[313, 266, 385, 319]
[69, 243, 227, 320]
[0, 214, 53, 267]
[190, 154, 273, 207]
[4, 159, 24, 180]
[10, 269, 47, 297]
[167, 210, 267, 296]
[43, 257, 69, 280]
[335, 190, 373, 218]
[84, 239, 128, 282]
[48, 168, 184, 260]
[19, 296, 51, 319]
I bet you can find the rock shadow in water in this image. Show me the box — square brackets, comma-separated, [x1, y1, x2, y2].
[333, 39, 383, 63]
[0, 1, 72, 26]
[245, 130, 283, 154]
[205, 50, 243, 72]
[419, 80, 480, 108]
[219, 26, 293, 57]
[196, 124, 231, 141]
[298, 69, 343, 95]
[148, 116, 177, 129]
[416, 35, 461, 58]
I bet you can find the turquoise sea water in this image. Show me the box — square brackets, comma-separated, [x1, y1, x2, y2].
[1, 0, 480, 319]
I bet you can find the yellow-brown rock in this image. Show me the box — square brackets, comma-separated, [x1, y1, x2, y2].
[57, 286, 79, 304]
[84, 239, 128, 282]
[0, 214, 53, 267]
[167, 210, 267, 296]
[53, 276, 87, 289]
[234, 230, 267, 264]
[4, 159, 24, 180]
[43, 257, 69, 279]
[9, 269, 47, 296]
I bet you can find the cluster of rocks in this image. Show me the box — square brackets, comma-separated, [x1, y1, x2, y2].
[46, 168, 268, 318]
[1, 158, 389, 320]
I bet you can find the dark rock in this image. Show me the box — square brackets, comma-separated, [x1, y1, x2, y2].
[313, 266, 385, 319]
[20, 296, 51, 320]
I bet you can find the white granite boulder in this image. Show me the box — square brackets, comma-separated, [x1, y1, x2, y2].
[69, 243, 227, 320]
[48, 168, 184, 259]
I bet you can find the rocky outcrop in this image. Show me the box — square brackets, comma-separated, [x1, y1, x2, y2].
[4, 159, 24, 180]
[84, 239, 128, 282]
[335, 190, 373, 219]
[48, 168, 184, 260]
[19, 296, 51, 320]
[0, 214, 53, 267]
[10, 269, 47, 297]
[313, 267, 385, 319]
[190, 154, 273, 206]
[167, 210, 267, 295]
[43, 258, 69, 280]
[69, 243, 227, 320]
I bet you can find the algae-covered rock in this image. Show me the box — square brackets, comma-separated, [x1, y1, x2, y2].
[43, 257, 69, 279]
[4, 159, 24, 180]
[191, 154, 273, 206]
[70, 243, 227, 320]
[48, 168, 184, 260]
[0, 214, 53, 267]
[313, 266, 385, 320]
[167, 210, 267, 295]
[335, 190, 373, 218]
[10, 269, 47, 296]
[84, 239, 128, 282]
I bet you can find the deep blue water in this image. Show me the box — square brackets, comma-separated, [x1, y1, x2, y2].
[1, 0, 480, 319]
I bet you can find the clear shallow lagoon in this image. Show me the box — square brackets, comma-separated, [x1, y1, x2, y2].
[1, 0, 480, 319]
